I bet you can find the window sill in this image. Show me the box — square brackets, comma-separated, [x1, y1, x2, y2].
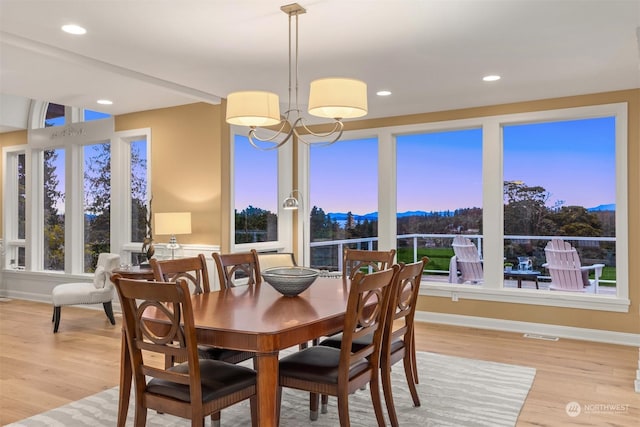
[420, 282, 630, 312]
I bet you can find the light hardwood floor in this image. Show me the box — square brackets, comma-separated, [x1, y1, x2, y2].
[1, 299, 638, 426]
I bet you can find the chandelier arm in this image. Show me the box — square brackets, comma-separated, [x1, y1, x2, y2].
[248, 126, 295, 151]
[293, 120, 345, 146]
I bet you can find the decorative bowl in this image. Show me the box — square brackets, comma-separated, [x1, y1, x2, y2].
[261, 267, 319, 297]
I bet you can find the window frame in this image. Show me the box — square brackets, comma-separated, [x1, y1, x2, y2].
[2, 102, 149, 275]
[230, 126, 293, 255]
[301, 103, 628, 312]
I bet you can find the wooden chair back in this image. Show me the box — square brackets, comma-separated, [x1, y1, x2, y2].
[114, 277, 205, 421]
[253, 249, 296, 272]
[544, 239, 586, 292]
[213, 251, 261, 288]
[339, 266, 399, 382]
[343, 248, 396, 280]
[452, 236, 483, 283]
[149, 254, 210, 294]
[380, 258, 427, 425]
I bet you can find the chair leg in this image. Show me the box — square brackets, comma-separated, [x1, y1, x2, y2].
[103, 301, 116, 325]
[321, 394, 328, 413]
[211, 411, 221, 427]
[337, 393, 351, 427]
[369, 374, 386, 427]
[382, 361, 399, 427]
[309, 392, 319, 421]
[403, 353, 421, 407]
[53, 306, 61, 333]
[411, 332, 419, 384]
[250, 395, 258, 427]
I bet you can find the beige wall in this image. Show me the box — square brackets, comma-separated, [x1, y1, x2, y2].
[0, 130, 28, 239]
[340, 89, 639, 335]
[115, 102, 226, 248]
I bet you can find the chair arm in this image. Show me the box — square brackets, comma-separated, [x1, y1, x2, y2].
[580, 263, 605, 279]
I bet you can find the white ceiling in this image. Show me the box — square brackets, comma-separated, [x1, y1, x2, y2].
[1, 0, 639, 133]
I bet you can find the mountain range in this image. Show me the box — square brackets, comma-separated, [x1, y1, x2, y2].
[327, 204, 615, 222]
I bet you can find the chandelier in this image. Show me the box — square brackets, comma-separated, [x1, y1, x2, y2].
[225, 3, 368, 150]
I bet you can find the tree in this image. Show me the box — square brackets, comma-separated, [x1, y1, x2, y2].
[503, 181, 555, 235]
[548, 206, 602, 237]
[84, 143, 111, 270]
[43, 149, 65, 271]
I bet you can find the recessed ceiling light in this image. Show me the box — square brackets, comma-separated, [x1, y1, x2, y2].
[61, 24, 86, 35]
[97, 99, 113, 105]
[376, 90, 392, 96]
[482, 75, 501, 82]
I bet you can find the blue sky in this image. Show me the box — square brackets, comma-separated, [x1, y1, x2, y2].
[234, 116, 616, 215]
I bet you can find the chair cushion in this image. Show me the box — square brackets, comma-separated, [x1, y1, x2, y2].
[320, 333, 405, 355]
[279, 345, 369, 384]
[93, 266, 107, 289]
[319, 333, 373, 353]
[197, 345, 252, 363]
[52, 282, 114, 306]
[147, 359, 256, 403]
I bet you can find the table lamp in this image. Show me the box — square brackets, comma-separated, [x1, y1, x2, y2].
[154, 212, 192, 259]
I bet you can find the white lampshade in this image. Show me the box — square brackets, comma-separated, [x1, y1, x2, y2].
[308, 78, 368, 119]
[226, 91, 281, 127]
[154, 212, 192, 236]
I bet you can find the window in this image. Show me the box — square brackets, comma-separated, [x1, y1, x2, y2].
[233, 135, 278, 245]
[83, 142, 111, 272]
[2, 101, 147, 275]
[503, 117, 617, 290]
[309, 136, 378, 270]
[43, 148, 65, 271]
[293, 103, 628, 312]
[3, 149, 26, 269]
[396, 129, 482, 278]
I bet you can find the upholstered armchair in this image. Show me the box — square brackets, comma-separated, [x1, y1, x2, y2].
[51, 253, 121, 333]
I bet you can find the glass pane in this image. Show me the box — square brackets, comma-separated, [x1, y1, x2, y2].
[84, 109, 111, 121]
[18, 153, 26, 239]
[503, 117, 616, 289]
[84, 142, 111, 272]
[45, 103, 65, 127]
[130, 138, 148, 243]
[310, 137, 378, 270]
[234, 135, 278, 244]
[43, 148, 65, 271]
[396, 129, 483, 282]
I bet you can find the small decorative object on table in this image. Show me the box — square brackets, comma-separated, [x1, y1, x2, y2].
[140, 196, 154, 267]
[262, 266, 319, 297]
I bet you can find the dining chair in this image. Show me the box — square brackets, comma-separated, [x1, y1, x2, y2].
[113, 276, 257, 427]
[342, 248, 396, 280]
[150, 255, 254, 366]
[51, 252, 121, 333]
[319, 258, 427, 426]
[254, 249, 297, 271]
[212, 251, 261, 288]
[277, 266, 399, 426]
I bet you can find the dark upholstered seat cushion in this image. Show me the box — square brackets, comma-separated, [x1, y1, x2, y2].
[320, 333, 405, 355]
[147, 359, 256, 403]
[319, 333, 372, 352]
[278, 345, 369, 384]
[197, 345, 249, 362]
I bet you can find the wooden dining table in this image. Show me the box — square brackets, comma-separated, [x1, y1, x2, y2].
[116, 276, 350, 427]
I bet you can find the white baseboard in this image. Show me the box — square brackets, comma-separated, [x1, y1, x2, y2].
[415, 310, 640, 347]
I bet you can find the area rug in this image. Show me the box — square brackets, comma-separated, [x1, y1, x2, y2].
[7, 351, 536, 427]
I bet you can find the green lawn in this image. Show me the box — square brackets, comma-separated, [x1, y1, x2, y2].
[396, 247, 617, 285]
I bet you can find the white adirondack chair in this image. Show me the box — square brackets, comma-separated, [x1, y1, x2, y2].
[451, 236, 483, 284]
[543, 239, 605, 293]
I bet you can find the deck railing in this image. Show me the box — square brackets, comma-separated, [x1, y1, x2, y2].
[309, 234, 616, 285]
